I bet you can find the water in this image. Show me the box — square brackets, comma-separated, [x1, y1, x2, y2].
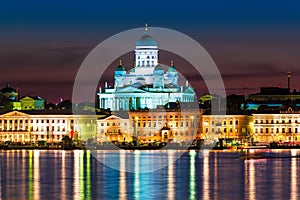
[0, 149, 299, 200]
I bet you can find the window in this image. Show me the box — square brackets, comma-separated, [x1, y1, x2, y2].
[260, 128, 263, 133]
[266, 120, 268, 124]
[224, 128, 227, 132]
[276, 128, 279, 133]
[255, 120, 258, 124]
[223, 121, 226, 125]
[282, 128, 285, 133]
[230, 121, 232, 125]
[235, 120, 238, 125]
[266, 128, 269, 133]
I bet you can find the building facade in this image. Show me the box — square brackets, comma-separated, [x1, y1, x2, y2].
[98, 25, 196, 111]
[252, 108, 300, 143]
[202, 114, 252, 143]
[0, 110, 100, 143]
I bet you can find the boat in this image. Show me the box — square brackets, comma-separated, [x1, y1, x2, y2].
[239, 152, 300, 160]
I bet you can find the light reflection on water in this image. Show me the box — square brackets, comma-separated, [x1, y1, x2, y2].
[0, 149, 300, 200]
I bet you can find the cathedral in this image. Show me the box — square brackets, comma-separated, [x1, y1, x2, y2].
[98, 25, 196, 111]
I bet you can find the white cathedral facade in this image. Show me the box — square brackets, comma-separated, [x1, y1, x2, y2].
[98, 25, 196, 111]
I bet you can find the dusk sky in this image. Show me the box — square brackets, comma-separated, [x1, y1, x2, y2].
[1, 0, 300, 102]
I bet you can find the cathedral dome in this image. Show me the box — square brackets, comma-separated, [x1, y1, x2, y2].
[154, 64, 164, 75]
[116, 65, 125, 71]
[168, 61, 177, 72]
[136, 34, 157, 47]
[136, 24, 157, 47]
[168, 66, 177, 72]
[154, 64, 164, 71]
[115, 60, 126, 71]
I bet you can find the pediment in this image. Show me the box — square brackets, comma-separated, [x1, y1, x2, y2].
[2, 111, 29, 117]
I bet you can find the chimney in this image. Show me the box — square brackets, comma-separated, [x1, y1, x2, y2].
[287, 71, 291, 92]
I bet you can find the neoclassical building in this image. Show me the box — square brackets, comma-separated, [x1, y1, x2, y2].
[98, 25, 196, 111]
[0, 110, 100, 143]
[252, 108, 300, 143]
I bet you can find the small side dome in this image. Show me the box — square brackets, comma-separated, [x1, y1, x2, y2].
[154, 64, 164, 71]
[168, 60, 177, 72]
[115, 60, 126, 71]
[154, 64, 164, 75]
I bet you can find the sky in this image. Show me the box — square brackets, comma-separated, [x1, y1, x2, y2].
[1, 0, 300, 103]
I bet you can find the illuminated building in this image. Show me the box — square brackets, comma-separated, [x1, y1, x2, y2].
[98, 24, 196, 111]
[20, 96, 45, 110]
[0, 110, 101, 143]
[97, 115, 130, 142]
[128, 107, 200, 143]
[202, 114, 252, 143]
[252, 107, 300, 142]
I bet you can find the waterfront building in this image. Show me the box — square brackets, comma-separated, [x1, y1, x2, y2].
[0, 110, 101, 143]
[202, 114, 252, 143]
[252, 107, 300, 143]
[98, 25, 196, 111]
[127, 102, 201, 143]
[96, 102, 201, 143]
[97, 114, 130, 143]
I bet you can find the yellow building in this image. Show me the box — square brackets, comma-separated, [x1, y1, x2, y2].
[128, 108, 201, 143]
[0, 110, 101, 143]
[252, 108, 300, 143]
[202, 114, 252, 144]
[97, 115, 130, 142]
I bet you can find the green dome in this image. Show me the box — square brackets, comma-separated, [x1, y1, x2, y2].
[116, 65, 126, 71]
[154, 64, 164, 71]
[136, 34, 157, 47]
[168, 66, 177, 72]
